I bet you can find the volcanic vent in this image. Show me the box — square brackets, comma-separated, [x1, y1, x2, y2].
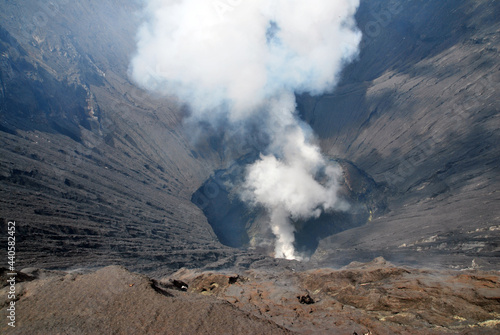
[192, 157, 387, 259]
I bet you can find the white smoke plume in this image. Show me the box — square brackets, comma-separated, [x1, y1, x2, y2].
[130, 0, 362, 260]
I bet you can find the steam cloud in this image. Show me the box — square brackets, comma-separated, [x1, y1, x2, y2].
[130, 0, 362, 260]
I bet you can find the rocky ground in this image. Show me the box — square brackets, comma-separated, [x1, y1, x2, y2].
[0, 0, 498, 273]
[1, 258, 499, 334]
[171, 257, 500, 334]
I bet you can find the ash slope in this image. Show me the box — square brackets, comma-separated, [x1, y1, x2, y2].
[299, 0, 500, 268]
[0, 0, 498, 274]
[0, 0, 239, 274]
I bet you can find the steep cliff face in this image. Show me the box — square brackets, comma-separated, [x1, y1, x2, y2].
[0, 0, 235, 274]
[0, 0, 498, 273]
[299, 0, 500, 268]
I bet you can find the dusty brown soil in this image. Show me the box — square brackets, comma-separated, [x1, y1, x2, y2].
[1, 258, 499, 334]
[0, 266, 291, 334]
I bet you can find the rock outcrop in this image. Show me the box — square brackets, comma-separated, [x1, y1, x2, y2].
[170, 257, 500, 334]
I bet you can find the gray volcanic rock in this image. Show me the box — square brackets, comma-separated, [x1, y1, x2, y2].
[0, 0, 498, 277]
[0, 0, 241, 274]
[297, 0, 500, 269]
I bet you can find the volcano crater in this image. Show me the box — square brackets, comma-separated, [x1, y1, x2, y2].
[192, 158, 388, 259]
